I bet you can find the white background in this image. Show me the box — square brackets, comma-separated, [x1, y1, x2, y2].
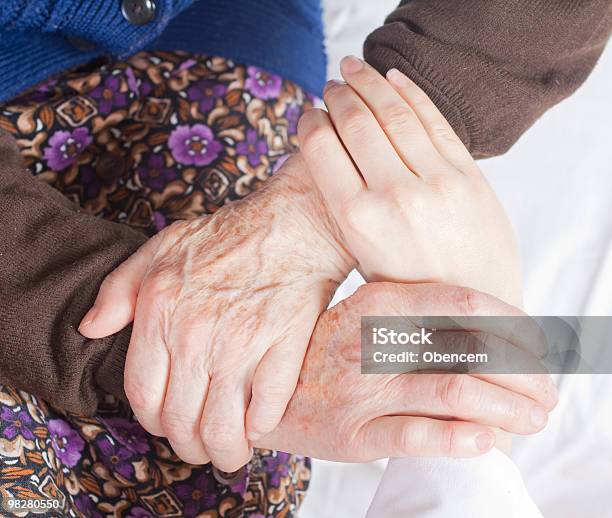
[301, 1, 612, 516]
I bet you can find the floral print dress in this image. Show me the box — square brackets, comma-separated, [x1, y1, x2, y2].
[0, 51, 312, 517]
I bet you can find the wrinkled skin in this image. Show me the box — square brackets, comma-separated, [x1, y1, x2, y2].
[257, 282, 558, 462]
[80, 156, 356, 470]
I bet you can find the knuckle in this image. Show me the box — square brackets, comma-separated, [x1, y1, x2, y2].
[160, 411, 196, 443]
[411, 90, 432, 111]
[341, 108, 371, 138]
[201, 421, 237, 452]
[383, 105, 414, 134]
[440, 422, 458, 456]
[299, 122, 331, 156]
[100, 269, 124, 292]
[453, 287, 487, 316]
[124, 377, 155, 415]
[469, 332, 491, 357]
[437, 374, 468, 412]
[337, 196, 367, 230]
[252, 381, 289, 408]
[396, 423, 418, 453]
[385, 185, 427, 217]
[507, 399, 526, 426]
[430, 122, 456, 143]
[429, 172, 467, 196]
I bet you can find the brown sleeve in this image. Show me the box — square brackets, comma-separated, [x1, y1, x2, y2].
[0, 129, 144, 414]
[364, 0, 612, 158]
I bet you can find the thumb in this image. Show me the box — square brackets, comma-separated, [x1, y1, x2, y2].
[79, 237, 159, 339]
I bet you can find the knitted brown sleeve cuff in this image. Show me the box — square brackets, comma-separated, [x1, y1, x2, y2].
[0, 129, 145, 415]
[364, 0, 612, 158]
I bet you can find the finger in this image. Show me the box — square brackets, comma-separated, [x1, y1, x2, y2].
[322, 79, 417, 189]
[123, 288, 169, 437]
[245, 336, 306, 441]
[161, 351, 211, 465]
[339, 56, 451, 180]
[414, 314, 549, 359]
[473, 374, 558, 411]
[414, 328, 557, 408]
[379, 284, 524, 318]
[386, 68, 475, 172]
[417, 330, 548, 372]
[297, 109, 364, 212]
[391, 373, 549, 435]
[79, 235, 161, 339]
[200, 376, 252, 473]
[360, 415, 495, 459]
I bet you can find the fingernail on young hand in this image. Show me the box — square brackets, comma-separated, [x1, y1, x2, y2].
[341, 55, 364, 74]
[387, 68, 409, 87]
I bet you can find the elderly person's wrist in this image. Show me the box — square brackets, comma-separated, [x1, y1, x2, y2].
[265, 154, 357, 283]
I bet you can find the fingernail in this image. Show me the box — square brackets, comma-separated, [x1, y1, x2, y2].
[341, 55, 364, 74]
[475, 432, 494, 452]
[247, 431, 263, 442]
[530, 406, 548, 428]
[323, 79, 346, 93]
[387, 68, 409, 87]
[79, 305, 99, 331]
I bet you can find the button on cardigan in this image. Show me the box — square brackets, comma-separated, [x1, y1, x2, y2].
[0, 0, 327, 102]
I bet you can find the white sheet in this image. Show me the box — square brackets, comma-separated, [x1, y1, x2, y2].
[301, 1, 612, 516]
[367, 451, 543, 518]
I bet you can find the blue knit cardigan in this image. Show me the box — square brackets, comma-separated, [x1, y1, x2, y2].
[0, 0, 327, 103]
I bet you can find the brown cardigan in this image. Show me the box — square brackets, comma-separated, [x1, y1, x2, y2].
[1, 0, 610, 415]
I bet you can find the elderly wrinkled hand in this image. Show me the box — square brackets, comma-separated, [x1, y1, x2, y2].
[257, 282, 558, 460]
[79, 156, 354, 471]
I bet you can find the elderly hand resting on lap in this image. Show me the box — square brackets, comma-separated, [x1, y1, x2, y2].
[79, 57, 556, 470]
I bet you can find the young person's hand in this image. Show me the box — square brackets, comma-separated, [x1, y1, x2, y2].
[298, 57, 522, 307]
[79, 157, 354, 471]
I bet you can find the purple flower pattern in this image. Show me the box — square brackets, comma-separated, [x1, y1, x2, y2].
[1, 406, 35, 441]
[1, 51, 313, 517]
[90, 75, 127, 115]
[187, 79, 226, 113]
[97, 436, 135, 479]
[245, 66, 282, 99]
[168, 124, 223, 166]
[285, 104, 301, 134]
[137, 154, 179, 192]
[263, 451, 291, 488]
[175, 473, 219, 517]
[74, 494, 104, 518]
[103, 417, 150, 454]
[43, 127, 92, 171]
[48, 419, 85, 468]
[236, 129, 268, 167]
